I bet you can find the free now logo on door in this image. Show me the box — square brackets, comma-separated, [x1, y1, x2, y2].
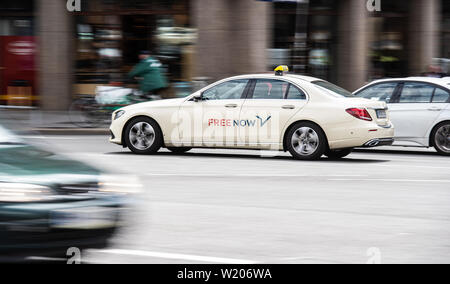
[208, 116, 272, 127]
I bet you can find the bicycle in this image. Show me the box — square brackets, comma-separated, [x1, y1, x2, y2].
[69, 86, 160, 128]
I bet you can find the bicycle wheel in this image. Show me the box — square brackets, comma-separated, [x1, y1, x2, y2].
[69, 98, 103, 128]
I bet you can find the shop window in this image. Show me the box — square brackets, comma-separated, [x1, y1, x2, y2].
[0, 0, 34, 12]
[368, 0, 408, 79]
[74, 0, 195, 99]
[271, 1, 337, 82]
[442, 0, 450, 60]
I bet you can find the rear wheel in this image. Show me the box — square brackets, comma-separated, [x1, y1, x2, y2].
[432, 122, 450, 156]
[125, 117, 162, 154]
[286, 122, 327, 160]
[167, 147, 192, 154]
[325, 148, 353, 159]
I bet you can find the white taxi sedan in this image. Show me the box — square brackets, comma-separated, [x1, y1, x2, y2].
[110, 67, 394, 160]
[354, 77, 450, 155]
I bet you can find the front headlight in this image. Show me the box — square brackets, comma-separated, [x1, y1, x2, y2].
[0, 183, 53, 203]
[114, 110, 125, 120]
[98, 175, 142, 195]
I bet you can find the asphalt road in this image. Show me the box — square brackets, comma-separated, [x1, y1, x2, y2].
[24, 135, 450, 264]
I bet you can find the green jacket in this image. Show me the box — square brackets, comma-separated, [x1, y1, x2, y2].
[128, 57, 168, 93]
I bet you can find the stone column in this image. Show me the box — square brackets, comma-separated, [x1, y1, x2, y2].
[37, 0, 73, 110]
[230, 0, 271, 75]
[191, 0, 271, 81]
[408, 0, 441, 75]
[337, 0, 369, 91]
[191, 0, 232, 81]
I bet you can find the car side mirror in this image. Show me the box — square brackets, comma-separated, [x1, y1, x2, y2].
[193, 93, 203, 102]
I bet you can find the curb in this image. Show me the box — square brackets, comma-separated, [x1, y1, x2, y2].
[21, 128, 110, 135]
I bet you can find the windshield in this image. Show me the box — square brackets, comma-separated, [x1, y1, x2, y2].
[0, 126, 23, 145]
[312, 81, 354, 98]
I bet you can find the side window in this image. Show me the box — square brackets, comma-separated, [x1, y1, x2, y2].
[356, 83, 397, 103]
[202, 79, 249, 100]
[252, 79, 289, 100]
[432, 88, 450, 103]
[286, 84, 306, 100]
[399, 83, 434, 103]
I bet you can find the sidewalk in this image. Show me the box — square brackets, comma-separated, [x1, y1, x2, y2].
[0, 109, 109, 135]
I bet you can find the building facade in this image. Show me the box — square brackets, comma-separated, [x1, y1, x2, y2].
[0, 0, 448, 110]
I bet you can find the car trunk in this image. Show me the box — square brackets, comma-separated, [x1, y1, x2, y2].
[341, 98, 390, 127]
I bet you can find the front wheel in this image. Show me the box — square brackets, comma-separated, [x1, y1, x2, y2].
[286, 122, 327, 160]
[432, 122, 450, 156]
[125, 117, 163, 154]
[69, 98, 104, 128]
[325, 148, 353, 159]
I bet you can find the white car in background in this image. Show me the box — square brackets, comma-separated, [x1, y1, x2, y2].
[354, 77, 450, 155]
[110, 67, 394, 160]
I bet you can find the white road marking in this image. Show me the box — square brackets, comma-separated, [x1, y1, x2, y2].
[329, 178, 450, 183]
[57, 155, 450, 171]
[353, 153, 447, 162]
[143, 173, 368, 178]
[27, 256, 67, 262]
[19, 145, 450, 171]
[23, 136, 95, 140]
[371, 164, 450, 170]
[91, 249, 258, 264]
[280, 256, 343, 263]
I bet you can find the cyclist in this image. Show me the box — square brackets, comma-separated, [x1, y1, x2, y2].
[128, 50, 168, 98]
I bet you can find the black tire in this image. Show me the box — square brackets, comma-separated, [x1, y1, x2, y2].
[325, 148, 353, 159]
[431, 121, 450, 156]
[125, 117, 163, 154]
[286, 122, 327, 160]
[167, 147, 192, 154]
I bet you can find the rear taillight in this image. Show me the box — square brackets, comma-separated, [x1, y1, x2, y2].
[346, 108, 373, 121]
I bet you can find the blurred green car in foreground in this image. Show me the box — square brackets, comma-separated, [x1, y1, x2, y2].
[0, 125, 134, 261]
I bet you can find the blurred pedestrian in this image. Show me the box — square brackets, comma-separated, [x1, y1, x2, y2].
[128, 50, 168, 98]
[423, 64, 445, 78]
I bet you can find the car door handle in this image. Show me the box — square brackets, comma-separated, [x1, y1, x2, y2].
[428, 107, 442, 111]
[282, 105, 295, 110]
[225, 104, 238, 108]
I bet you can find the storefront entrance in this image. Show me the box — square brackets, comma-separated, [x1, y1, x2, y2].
[271, 0, 338, 83]
[443, 0, 450, 59]
[0, 0, 36, 107]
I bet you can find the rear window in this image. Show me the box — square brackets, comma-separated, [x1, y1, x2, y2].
[432, 88, 450, 103]
[287, 85, 307, 100]
[312, 81, 354, 98]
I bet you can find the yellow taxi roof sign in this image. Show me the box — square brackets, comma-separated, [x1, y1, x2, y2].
[274, 65, 289, 76]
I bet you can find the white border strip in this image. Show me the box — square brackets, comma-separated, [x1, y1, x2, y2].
[93, 249, 258, 264]
[329, 178, 450, 183]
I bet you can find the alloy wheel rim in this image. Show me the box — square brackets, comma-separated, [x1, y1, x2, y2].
[129, 122, 155, 150]
[291, 127, 319, 156]
[435, 124, 450, 153]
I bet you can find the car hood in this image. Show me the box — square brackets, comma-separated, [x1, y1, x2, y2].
[121, 98, 186, 111]
[0, 145, 100, 186]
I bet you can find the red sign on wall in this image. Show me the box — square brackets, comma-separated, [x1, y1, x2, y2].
[0, 36, 37, 98]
